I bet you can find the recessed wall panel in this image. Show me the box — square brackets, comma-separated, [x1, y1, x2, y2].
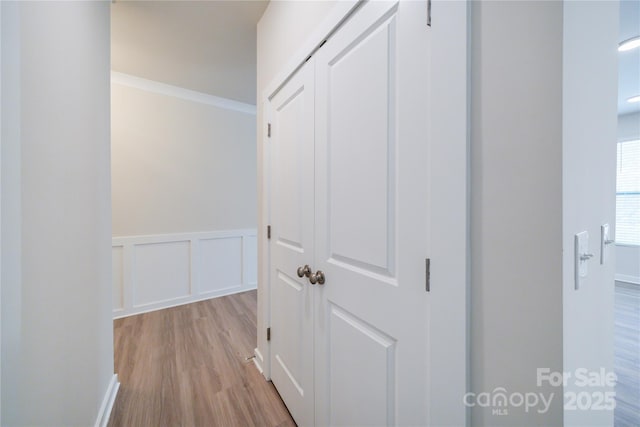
[200, 236, 242, 293]
[245, 235, 258, 285]
[133, 240, 191, 307]
[112, 246, 124, 311]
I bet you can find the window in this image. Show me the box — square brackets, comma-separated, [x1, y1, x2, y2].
[616, 139, 640, 245]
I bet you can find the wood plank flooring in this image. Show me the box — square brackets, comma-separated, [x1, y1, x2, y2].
[108, 290, 296, 427]
[614, 282, 640, 427]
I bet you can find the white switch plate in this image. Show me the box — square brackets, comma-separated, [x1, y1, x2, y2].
[600, 224, 610, 265]
[575, 231, 589, 290]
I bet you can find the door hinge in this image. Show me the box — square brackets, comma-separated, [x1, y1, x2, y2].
[267, 225, 271, 239]
[267, 123, 271, 138]
[267, 327, 271, 341]
[427, 0, 432, 27]
[425, 258, 431, 292]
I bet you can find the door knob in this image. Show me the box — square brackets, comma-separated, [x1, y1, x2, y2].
[309, 270, 325, 285]
[297, 265, 311, 278]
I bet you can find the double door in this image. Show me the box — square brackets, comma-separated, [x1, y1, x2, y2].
[268, 1, 431, 425]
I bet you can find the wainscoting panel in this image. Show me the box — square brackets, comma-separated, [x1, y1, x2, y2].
[200, 236, 242, 294]
[112, 246, 124, 311]
[245, 235, 258, 285]
[112, 229, 257, 318]
[134, 240, 192, 307]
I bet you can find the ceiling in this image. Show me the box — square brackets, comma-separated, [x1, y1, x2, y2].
[619, 0, 640, 116]
[113, 1, 638, 113]
[111, 0, 268, 105]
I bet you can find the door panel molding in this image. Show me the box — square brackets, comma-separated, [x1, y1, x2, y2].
[328, 303, 397, 427]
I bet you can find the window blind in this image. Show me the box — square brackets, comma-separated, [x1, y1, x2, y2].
[616, 139, 640, 245]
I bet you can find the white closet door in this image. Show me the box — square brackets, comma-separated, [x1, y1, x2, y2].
[313, 1, 431, 426]
[269, 59, 315, 427]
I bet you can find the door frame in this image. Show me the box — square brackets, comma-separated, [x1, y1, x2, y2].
[256, 1, 470, 425]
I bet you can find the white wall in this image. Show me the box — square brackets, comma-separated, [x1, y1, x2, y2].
[257, 1, 337, 99]
[255, 0, 337, 375]
[111, 77, 257, 236]
[616, 112, 640, 284]
[470, 1, 564, 424]
[1, 3, 19, 422]
[562, 3, 618, 426]
[619, 112, 640, 141]
[471, 1, 618, 425]
[111, 73, 258, 317]
[1, 1, 115, 425]
[0, 3, 4, 423]
[1, 4, 19, 421]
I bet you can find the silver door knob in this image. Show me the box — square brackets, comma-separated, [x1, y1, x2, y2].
[309, 270, 325, 285]
[297, 265, 311, 278]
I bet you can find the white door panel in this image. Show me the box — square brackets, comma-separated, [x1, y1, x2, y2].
[269, 60, 315, 427]
[268, 1, 433, 426]
[315, 1, 430, 426]
[328, 304, 397, 426]
[326, 12, 395, 276]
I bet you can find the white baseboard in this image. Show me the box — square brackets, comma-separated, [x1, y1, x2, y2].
[616, 274, 640, 286]
[253, 347, 266, 378]
[95, 374, 119, 427]
[113, 287, 255, 320]
[112, 229, 257, 318]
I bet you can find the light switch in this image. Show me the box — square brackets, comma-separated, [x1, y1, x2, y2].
[600, 224, 611, 264]
[600, 224, 614, 265]
[575, 231, 594, 290]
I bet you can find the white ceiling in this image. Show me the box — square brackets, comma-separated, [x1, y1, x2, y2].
[111, 0, 268, 105]
[112, 1, 638, 113]
[619, 0, 640, 116]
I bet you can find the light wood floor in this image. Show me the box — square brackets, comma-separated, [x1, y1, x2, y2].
[614, 282, 640, 426]
[108, 290, 296, 427]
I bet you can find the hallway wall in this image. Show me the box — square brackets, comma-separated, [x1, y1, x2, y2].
[1, 2, 115, 424]
[470, 1, 564, 424]
[111, 76, 257, 237]
[110, 74, 258, 317]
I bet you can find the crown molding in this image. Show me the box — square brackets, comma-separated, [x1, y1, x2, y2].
[111, 71, 256, 115]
